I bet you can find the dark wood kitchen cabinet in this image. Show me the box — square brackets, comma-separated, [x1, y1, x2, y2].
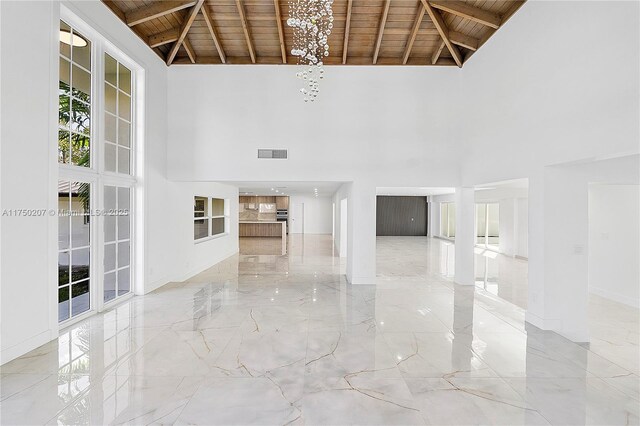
[276, 196, 289, 209]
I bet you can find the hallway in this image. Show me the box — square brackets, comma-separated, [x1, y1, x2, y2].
[1, 236, 638, 425]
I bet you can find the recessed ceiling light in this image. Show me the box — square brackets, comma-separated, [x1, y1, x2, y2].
[270, 188, 274, 191]
[59, 29, 87, 47]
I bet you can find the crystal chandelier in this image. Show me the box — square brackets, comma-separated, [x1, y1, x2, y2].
[287, 0, 334, 102]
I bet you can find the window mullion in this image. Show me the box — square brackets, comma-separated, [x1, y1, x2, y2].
[209, 197, 213, 237]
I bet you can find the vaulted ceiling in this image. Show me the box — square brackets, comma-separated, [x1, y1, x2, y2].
[102, 0, 525, 67]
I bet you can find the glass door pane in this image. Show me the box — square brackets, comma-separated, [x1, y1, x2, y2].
[104, 185, 132, 302]
[440, 203, 448, 237]
[476, 203, 487, 244]
[104, 54, 132, 175]
[58, 180, 91, 321]
[447, 203, 456, 238]
[58, 20, 92, 168]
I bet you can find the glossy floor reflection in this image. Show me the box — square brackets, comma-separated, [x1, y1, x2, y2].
[474, 247, 529, 309]
[1, 236, 638, 425]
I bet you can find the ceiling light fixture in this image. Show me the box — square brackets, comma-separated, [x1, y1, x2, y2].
[59, 29, 87, 47]
[287, 0, 333, 102]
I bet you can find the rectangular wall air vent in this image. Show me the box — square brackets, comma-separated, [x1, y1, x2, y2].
[258, 149, 288, 159]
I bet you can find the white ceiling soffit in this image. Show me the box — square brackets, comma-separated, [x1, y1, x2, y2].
[475, 178, 529, 190]
[376, 187, 456, 197]
[235, 181, 344, 197]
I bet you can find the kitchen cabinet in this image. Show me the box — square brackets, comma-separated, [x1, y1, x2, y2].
[276, 196, 289, 209]
[255, 196, 274, 203]
[239, 221, 286, 237]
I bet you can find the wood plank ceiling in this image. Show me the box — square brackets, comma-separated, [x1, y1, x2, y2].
[102, 0, 526, 67]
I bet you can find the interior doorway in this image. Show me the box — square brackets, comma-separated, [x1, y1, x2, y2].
[473, 179, 529, 309]
[476, 203, 500, 251]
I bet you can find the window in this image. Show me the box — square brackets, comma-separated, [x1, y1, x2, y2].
[59, 21, 92, 167]
[212, 198, 226, 235]
[57, 16, 139, 323]
[440, 202, 456, 239]
[194, 197, 228, 240]
[194, 196, 209, 240]
[104, 186, 131, 302]
[104, 53, 132, 175]
[58, 180, 91, 321]
[476, 203, 500, 250]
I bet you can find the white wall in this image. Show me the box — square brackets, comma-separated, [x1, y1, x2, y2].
[459, 1, 639, 185]
[1, 0, 59, 365]
[589, 184, 640, 307]
[0, 0, 171, 363]
[158, 183, 239, 284]
[167, 66, 461, 187]
[0, 0, 239, 364]
[289, 195, 332, 234]
[456, 1, 638, 340]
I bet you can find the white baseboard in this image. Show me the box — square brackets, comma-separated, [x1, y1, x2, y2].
[347, 275, 377, 285]
[589, 286, 640, 308]
[525, 311, 562, 331]
[143, 250, 239, 294]
[1, 329, 55, 365]
[525, 311, 590, 342]
[143, 275, 173, 294]
[173, 249, 239, 283]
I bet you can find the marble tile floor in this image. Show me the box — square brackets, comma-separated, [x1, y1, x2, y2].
[1, 235, 638, 425]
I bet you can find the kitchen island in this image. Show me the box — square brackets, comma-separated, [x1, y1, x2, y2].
[239, 221, 287, 238]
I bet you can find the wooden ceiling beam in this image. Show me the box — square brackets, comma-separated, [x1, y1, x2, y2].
[148, 28, 179, 48]
[449, 31, 478, 51]
[273, 0, 287, 64]
[402, 5, 426, 64]
[183, 37, 196, 63]
[373, 0, 391, 64]
[201, 5, 226, 64]
[166, 0, 204, 65]
[102, 0, 126, 21]
[463, 1, 526, 64]
[172, 56, 458, 66]
[421, 0, 463, 68]
[430, 0, 501, 29]
[431, 40, 445, 64]
[235, 0, 256, 63]
[342, 0, 353, 64]
[126, 0, 196, 27]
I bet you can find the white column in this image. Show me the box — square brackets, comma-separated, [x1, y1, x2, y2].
[526, 171, 546, 328]
[346, 180, 377, 285]
[454, 187, 475, 286]
[526, 167, 590, 342]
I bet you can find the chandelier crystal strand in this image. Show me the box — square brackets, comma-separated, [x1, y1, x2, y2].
[287, 0, 333, 102]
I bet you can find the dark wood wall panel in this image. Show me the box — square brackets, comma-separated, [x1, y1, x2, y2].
[376, 196, 428, 236]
